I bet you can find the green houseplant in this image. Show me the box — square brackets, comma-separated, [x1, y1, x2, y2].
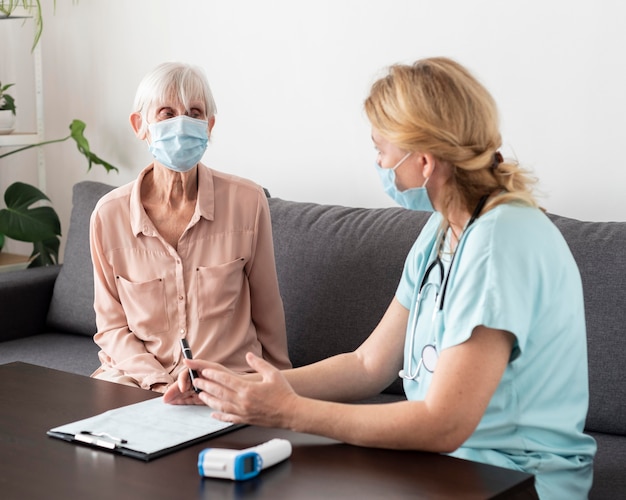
[0, 1, 115, 267]
[0, 119, 118, 266]
[0, 0, 44, 51]
[0, 81, 17, 132]
[0, 81, 16, 115]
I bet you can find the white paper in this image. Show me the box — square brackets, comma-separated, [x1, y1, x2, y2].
[49, 397, 233, 455]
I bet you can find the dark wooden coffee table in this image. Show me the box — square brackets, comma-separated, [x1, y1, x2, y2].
[0, 362, 536, 499]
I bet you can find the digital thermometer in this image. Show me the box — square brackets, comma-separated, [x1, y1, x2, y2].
[198, 438, 292, 480]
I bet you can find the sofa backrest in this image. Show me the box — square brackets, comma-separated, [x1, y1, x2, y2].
[548, 214, 626, 436]
[46, 181, 115, 336]
[268, 198, 431, 395]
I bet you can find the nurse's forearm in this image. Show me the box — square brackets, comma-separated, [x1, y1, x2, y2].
[282, 351, 389, 402]
[285, 397, 460, 452]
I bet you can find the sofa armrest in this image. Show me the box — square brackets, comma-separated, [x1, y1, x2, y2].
[0, 265, 61, 342]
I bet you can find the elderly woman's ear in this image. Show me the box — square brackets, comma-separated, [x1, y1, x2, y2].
[130, 112, 147, 140]
[207, 115, 216, 139]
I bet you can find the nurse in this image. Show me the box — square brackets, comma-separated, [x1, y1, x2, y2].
[165, 57, 596, 498]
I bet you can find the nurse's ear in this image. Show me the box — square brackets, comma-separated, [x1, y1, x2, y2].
[414, 152, 439, 180]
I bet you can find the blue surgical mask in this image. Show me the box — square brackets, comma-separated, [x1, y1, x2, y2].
[375, 153, 434, 212]
[147, 115, 209, 172]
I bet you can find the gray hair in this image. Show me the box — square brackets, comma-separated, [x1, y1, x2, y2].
[132, 62, 217, 133]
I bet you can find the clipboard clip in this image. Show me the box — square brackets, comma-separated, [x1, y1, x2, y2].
[74, 431, 128, 450]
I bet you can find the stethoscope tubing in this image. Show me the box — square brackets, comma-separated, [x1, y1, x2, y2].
[400, 194, 490, 382]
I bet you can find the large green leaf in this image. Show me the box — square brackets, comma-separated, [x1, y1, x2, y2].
[70, 120, 118, 173]
[0, 182, 61, 242]
[0, 119, 119, 174]
[29, 237, 60, 267]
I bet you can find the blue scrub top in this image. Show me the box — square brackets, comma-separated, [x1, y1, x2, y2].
[396, 204, 596, 499]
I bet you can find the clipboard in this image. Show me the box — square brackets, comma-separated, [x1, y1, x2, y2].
[47, 396, 244, 461]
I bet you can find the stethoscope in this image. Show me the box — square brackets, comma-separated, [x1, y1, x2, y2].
[399, 194, 489, 381]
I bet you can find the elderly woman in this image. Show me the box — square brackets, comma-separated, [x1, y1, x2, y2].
[165, 57, 595, 498]
[90, 62, 291, 393]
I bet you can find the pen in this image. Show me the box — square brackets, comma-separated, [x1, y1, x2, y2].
[180, 338, 202, 393]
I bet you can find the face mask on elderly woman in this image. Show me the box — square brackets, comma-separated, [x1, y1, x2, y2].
[374, 152, 435, 212]
[147, 115, 209, 172]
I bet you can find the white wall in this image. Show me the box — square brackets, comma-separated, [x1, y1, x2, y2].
[3, 0, 625, 260]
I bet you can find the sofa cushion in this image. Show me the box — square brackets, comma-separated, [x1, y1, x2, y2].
[268, 198, 431, 395]
[0, 265, 59, 342]
[587, 431, 626, 499]
[549, 214, 626, 435]
[46, 181, 116, 336]
[0, 333, 100, 376]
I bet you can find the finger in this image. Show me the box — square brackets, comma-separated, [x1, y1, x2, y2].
[162, 384, 180, 404]
[245, 352, 279, 380]
[197, 387, 243, 420]
[209, 410, 245, 424]
[163, 381, 203, 405]
[164, 392, 203, 405]
[194, 367, 253, 411]
[183, 358, 224, 393]
[183, 358, 215, 370]
[193, 369, 238, 398]
[176, 367, 192, 394]
[197, 362, 240, 388]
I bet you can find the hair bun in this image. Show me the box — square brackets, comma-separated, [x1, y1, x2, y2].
[491, 151, 503, 170]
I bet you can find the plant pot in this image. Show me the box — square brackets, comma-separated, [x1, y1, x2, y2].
[0, 109, 16, 135]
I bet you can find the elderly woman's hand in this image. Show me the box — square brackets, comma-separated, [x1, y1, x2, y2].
[163, 361, 206, 405]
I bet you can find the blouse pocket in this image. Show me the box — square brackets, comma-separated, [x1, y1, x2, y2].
[197, 258, 245, 322]
[115, 275, 169, 337]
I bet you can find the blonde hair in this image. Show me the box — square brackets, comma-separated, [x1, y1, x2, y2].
[364, 57, 537, 216]
[132, 62, 217, 135]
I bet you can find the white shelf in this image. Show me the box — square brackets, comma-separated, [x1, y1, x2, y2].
[0, 11, 45, 190]
[0, 132, 42, 147]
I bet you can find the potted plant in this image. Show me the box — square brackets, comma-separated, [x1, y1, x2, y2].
[0, 182, 58, 266]
[0, 81, 16, 133]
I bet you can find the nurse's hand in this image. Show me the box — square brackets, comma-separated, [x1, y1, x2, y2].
[192, 352, 298, 428]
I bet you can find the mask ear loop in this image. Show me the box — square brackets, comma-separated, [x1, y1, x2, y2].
[140, 113, 152, 145]
[391, 152, 412, 171]
[438, 194, 490, 311]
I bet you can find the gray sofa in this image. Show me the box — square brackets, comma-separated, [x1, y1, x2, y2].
[0, 180, 624, 498]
